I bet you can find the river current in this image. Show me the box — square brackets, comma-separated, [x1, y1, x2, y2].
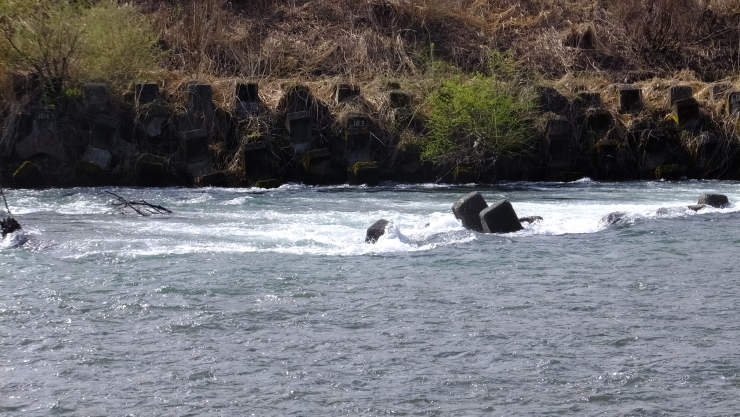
[2, 180, 740, 415]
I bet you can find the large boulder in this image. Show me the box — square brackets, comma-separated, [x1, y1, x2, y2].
[480, 200, 523, 234]
[698, 193, 729, 208]
[365, 219, 390, 244]
[452, 191, 488, 232]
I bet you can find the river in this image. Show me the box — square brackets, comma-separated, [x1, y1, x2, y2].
[2, 180, 740, 415]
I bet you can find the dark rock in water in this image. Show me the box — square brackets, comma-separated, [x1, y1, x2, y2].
[480, 200, 523, 234]
[698, 193, 729, 208]
[452, 192, 489, 232]
[600, 211, 629, 226]
[655, 164, 681, 180]
[366, 219, 390, 244]
[253, 179, 281, 189]
[1, 217, 21, 238]
[519, 216, 543, 224]
[688, 204, 706, 212]
[350, 161, 380, 186]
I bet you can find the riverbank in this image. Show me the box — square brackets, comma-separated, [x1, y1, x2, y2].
[1, 1, 739, 188]
[3, 75, 740, 189]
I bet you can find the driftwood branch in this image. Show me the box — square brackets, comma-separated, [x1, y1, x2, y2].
[106, 191, 172, 216]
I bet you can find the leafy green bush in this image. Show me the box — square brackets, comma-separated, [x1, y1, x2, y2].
[0, 0, 161, 93]
[76, 1, 162, 89]
[421, 75, 534, 164]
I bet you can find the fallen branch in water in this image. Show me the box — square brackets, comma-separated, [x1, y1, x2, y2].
[106, 191, 173, 216]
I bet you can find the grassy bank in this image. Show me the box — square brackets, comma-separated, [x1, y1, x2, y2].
[0, 0, 739, 187]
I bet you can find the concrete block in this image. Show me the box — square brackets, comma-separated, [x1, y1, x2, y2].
[285, 111, 312, 153]
[619, 85, 643, 113]
[244, 141, 274, 182]
[197, 171, 229, 187]
[575, 91, 601, 108]
[90, 115, 120, 151]
[479, 200, 523, 234]
[284, 85, 311, 113]
[545, 116, 573, 169]
[302, 148, 331, 180]
[452, 191, 488, 232]
[535, 86, 569, 114]
[726, 92, 740, 117]
[84, 83, 110, 114]
[253, 179, 281, 189]
[654, 164, 681, 180]
[345, 113, 372, 166]
[186, 159, 212, 178]
[587, 110, 613, 133]
[187, 83, 214, 128]
[181, 128, 209, 164]
[335, 84, 360, 104]
[136, 154, 169, 186]
[82, 145, 112, 170]
[672, 97, 700, 128]
[669, 85, 693, 106]
[13, 161, 45, 189]
[235, 82, 259, 117]
[135, 82, 160, 105]
[710, 82, 731, 102]
[365, 219, 390, 244]
[389, 91, 411, 108]
[350, 161, 380, 186]
[15, 108, 64, 161]
[145, 117, 165, 138]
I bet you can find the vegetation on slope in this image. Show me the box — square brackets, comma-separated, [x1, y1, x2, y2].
[0, 0, 738, 182]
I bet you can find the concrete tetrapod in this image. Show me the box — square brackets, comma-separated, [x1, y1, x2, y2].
[452, 191, 488, 232]
[479, 200, 523, 234]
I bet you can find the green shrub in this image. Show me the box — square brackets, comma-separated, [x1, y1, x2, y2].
[421, 74, 534, 164]
[0, 0, 161, 93]
[76, 1, 162, 89]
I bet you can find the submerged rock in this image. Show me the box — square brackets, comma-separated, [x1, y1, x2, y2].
[253, 179, 281, 189]
[480, 200, 523, 234]
[519, 216, 543, 224]
[452, 191, 488, 232]
[365, 219, 390, 244]
[600, 211, 629, 226]
[698, 193, 729, 208]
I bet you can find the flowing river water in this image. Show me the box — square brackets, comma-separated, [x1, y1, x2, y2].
[2, 180, 740, 415]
